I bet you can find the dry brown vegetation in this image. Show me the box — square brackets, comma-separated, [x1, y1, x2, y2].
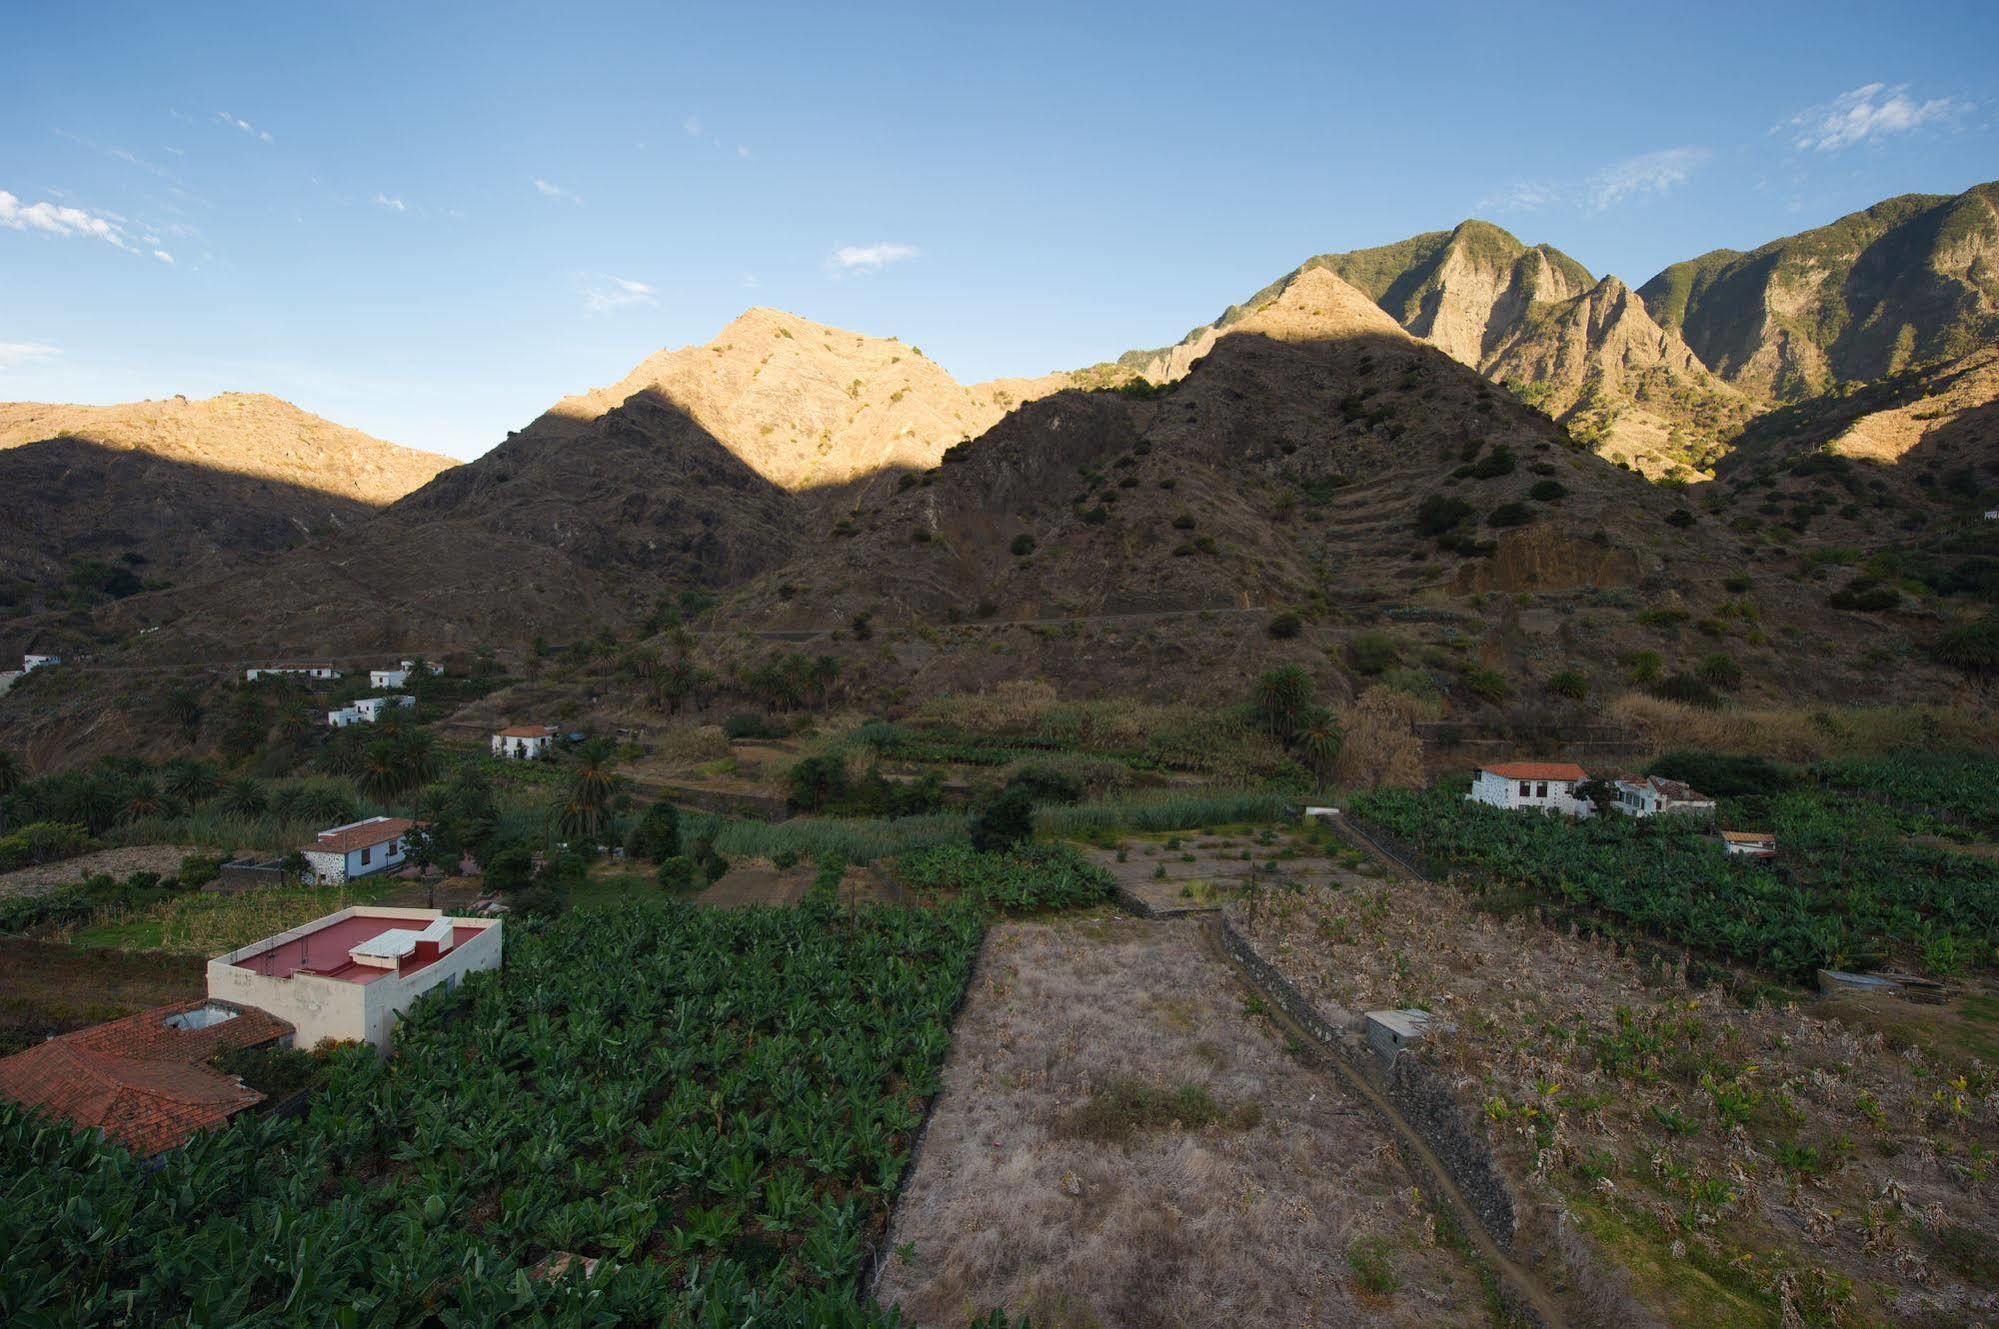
[1608, 696, 1999, 763]
[874, 916, 1492, 1328]
[1227, 837, 1999, 1328]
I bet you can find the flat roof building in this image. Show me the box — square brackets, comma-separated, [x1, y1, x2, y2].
[207, 906, 502, 1051]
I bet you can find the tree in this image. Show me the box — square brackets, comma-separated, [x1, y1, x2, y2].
[1290, 710, 1344, 783]
[626, 801, 681, 861]
[0, 747, 17, 833]
[1250, 665, 1313, 737]
[401, 816, 461, 909]
[482, 843, 534, 895]
[161, 688, 203, 743]
[970, 785, 1036, 852]
[788, 755, 848, 812]
[553, 737, 622, 843]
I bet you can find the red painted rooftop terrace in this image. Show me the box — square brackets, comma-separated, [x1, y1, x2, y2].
[218, 909, 486, 986]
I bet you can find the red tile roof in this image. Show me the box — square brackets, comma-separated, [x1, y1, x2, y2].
[1484, 761, 1587, 782]
[495, 724, 553, 738]
[0, 999, 292, 1155]
[307, 817, 414, 855]
[1721, 830, 1776, 844]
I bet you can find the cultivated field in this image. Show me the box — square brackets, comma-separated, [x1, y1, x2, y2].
[0, 844, 204, 899]
[874, 916, 1492, 1327]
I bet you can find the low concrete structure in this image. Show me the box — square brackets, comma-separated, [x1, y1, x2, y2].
[300, 816, 413, 885]
[22, 653, 59, 671]
[1467, 761, 1592, 817]
[1719, 830, 1777, 858]
[369, 668, 410, 689]
[208, 906, 502, 1051]
[492, 724, 556, 759]
[1610, 775, 1715, 818]
[1365, 1008, 1447, 1064]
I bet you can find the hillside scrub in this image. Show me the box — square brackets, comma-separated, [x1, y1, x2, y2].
[1609, 696, 1999, 763]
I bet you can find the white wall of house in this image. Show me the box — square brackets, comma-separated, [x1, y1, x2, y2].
[369, 669, 410, 689]
[23, 654, 59, 671]
[491, 733, 551, 759]
[208, 908, 503, 1052]
[1468, 770, 1592, 816]
[327, 706, 361, 727]
[1613, 781, 1716, 818]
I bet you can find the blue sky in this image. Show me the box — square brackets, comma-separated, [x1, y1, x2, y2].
[2, 1, 1993, 459]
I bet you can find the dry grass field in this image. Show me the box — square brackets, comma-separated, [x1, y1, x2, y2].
[0, 845, 205, 900]
[1227, 850, 1999, 1328]
[873, 916, 1493, 1328]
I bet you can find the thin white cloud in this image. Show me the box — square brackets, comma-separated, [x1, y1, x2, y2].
[152, 249, 175, 264]
[1780, 82, 1969, 152]
[583, 275, 658, 314]
[0, 188, 137, 252]
[533, 177, 582, 204]
[683, 115, 703, 137]
[215, 111, 273, 142]
[1474, 181, 1562, 214]
[737, 145, 752, 160]
[1585, 147, 1709, 212]
[742, 271, 759, 289]
[0, 341, 61, 370]
[829, 241, 920, 274]
[373, 193, 407, 212]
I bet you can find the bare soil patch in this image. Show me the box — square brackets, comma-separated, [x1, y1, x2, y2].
[874, 916, 1489, 1328]
[696, 865, 812, 909]
[0, 938, 204, 1055]
[1084, 828, 1385, 914]
[0, 844, 206, 900]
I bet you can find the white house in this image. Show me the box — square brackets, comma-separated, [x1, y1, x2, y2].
[1719, 830, 1777, 858]
[299, 816, 413, 885]
[326, 695, 414, 728]
[1611, 775, 1716, 818]
[22, 654, 59, 671]
[1468, 761, 1593, 816]
[399, 659, 444, 675]
[369, 668, 410, 689]
[207, 906, 502, 1051]
[246, 663, 341, 682]
[492, 724, 556, 760]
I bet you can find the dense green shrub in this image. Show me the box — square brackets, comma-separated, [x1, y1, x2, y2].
[1546, 669, 1589, 700]
[1929, 617, 1999, 675]
[0, 822, 88, 872]
[626, 801, 682, 861]
[1414, 494, 1473, 537]
[1695, 653, 1743, 690]
[969, 786, 1036, 852]
[1009, 533, 1036, 557]
[1649, 751, 1798, 797]
[1529, 479, 1568, 502]
[1345, 632, 1401, 676]
[1651, 674, 1720, 707]
[1266, 611, 1303, 640]
[1486, 502, 1533, 528]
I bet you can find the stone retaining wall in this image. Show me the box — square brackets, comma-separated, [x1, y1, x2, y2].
[1217, 912, 1518, 1249]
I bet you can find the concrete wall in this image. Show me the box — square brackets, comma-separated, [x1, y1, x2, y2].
[208, 908, 503, 1052]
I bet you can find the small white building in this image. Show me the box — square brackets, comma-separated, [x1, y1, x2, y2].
[207, 906, 502, 1051]
[22, 654, 59, 671]
[369, 668, 410, 690]
[327, 705, 362, 728]
[300, 816, 414, 885]
[326, 695, 414, 728]
[246, 663, 341, 682]
[1468, 761, 1593, 817]
[399, 659, 444, 675]
[1719, 830, 1777, 858]
[1610, 775, 1716, 818]
[492, 724, 556, 760]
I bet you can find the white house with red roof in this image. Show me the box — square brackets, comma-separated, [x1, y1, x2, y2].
[1468, 760, 1594, 816]
[300, 816, 413, 885]
[207, 907, 502, 1051]
[491, 724, 556, 760]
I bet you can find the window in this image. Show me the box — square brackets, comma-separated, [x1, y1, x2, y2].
[1517, 781, 1531, 798]
[360, 846, 371, 866]
[1535, 782, 1548, 798]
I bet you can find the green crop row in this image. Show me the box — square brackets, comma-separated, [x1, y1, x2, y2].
[0, 901, 1002, 1326]
[1350, 787, 1999, 979]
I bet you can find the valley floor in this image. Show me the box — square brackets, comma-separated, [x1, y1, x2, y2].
[874, 915, 1492, 1328]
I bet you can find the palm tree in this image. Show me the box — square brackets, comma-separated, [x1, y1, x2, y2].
[119, 779, 172, 825]
[163, 757, 221, 804]
[553, 738, 622, 843]
[1251, 666, 1314, 737]
[1291, 710, 1344, 784]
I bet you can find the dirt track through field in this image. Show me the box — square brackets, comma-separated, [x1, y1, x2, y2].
[1195, 913, 1569, 1329]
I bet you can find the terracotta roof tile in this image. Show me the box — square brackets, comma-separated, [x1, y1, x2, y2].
[0, 999, 292, 1155]
[307, 817, 414, 855]
[1484, 761, 1587, 782]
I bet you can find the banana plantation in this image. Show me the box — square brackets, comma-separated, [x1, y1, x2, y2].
[0, 900, 994, 1327]
[1350, 783, 1999, 980]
